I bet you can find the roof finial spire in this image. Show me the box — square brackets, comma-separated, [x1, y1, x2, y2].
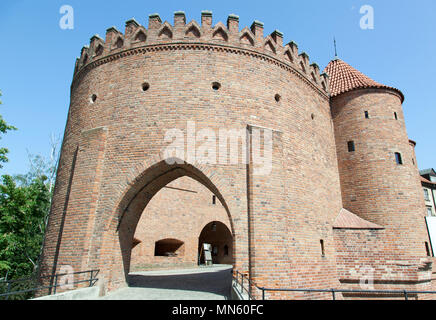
[334, 37, 338, 60]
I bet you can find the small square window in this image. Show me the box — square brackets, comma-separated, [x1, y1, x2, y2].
[348, 141, 355, 152]
[364, 111, 369, 119]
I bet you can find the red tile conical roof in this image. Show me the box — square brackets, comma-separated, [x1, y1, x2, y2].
[324, 59, 404, 102]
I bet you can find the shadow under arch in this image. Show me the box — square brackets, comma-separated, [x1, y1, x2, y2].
[115, 158, 235, 279]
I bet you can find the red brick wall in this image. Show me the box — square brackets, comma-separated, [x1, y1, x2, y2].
[334, 228, 433, 299]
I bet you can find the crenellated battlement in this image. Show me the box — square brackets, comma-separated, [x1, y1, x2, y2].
[74, 11, 329, 96]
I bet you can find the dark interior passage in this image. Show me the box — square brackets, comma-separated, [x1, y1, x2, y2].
[198, 221, 233, 265]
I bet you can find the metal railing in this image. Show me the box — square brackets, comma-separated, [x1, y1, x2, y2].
[233, 270, 436, 300]
[0, 269, 99, 300]
[233, 270, 257, 300]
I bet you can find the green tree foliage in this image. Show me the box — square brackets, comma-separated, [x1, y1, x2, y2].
[0, 175, 51, 280]
[0, 90, 17, 168]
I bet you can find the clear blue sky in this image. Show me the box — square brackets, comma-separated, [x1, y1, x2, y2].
[0, 0, 435, 176]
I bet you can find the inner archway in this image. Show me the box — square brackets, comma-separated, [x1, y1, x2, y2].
[116, 159, 235, 280]
[129, 176, 232, 271]
[198, 221, 233, 265]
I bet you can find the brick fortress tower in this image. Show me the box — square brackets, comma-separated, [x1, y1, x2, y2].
[39, 11, 434, 299]
[326, 59, 433, 297]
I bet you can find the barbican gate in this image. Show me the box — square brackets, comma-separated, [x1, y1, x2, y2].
[40, 11, 434, 299]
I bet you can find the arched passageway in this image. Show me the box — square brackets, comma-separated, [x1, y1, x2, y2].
[198, 221, 233, 265]
[115, 159, 235, 281]
[129, 175, 232, 271]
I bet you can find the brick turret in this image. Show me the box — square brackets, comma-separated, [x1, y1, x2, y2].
[326, 59, 430, 257]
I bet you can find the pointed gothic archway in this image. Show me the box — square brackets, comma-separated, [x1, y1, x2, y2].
[114, 158, 235, 281]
